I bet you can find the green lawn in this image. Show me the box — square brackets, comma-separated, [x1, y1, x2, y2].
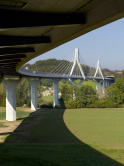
[82, 80, 96, 90]
[41, 95, 53, 102]
[59, 80, 96, 90]
[0, 108, 124, 165]
[0, 107, 32, 120]
[64, 108, 124, 149]
[64, 108, 124, 164]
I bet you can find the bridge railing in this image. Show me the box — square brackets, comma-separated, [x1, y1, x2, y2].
[19, 67, 112, 81]
[19, 67, 70, 78]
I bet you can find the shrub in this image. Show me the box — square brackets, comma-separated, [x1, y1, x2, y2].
[66, 100, 77, 109]
[76, 100, 85, 108]
[95, 100, 106, 108]
[86, 104, 97, 108]
[120, 104, 124, 108]
[104, 100, 118, 108]
[95, 99, 119, 108]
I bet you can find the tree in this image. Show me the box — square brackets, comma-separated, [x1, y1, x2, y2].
[16, 79, 30, 107]
[74, 85, 97, 107]
[115, 78, 124, 93]
[0, 83, 6, 106]
[106, 83, 123, 104]
[60, 84, 97, 108]
[61, 84, 73, 102]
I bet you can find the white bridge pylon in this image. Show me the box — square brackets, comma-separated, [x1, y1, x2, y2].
[94, 60, 104, 79]
[69, 48, 85, 86]
[93, 60, 104, 98]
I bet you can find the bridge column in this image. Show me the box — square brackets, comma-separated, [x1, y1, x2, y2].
[3, 79, 21, 121]
[53, 79, 59, 107]
[102, 80, 107, 95]
[107, 81, 110, 87]
[103, 80, 106, 89]
[94, 80, 103, 98]
[28, 79, 40, 111]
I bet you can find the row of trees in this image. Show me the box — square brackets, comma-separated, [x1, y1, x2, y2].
[0, 77, 124, 108]
[0, 58, 124, 108]
[59, 78, 124, 109]
[59, 84, 97, 108]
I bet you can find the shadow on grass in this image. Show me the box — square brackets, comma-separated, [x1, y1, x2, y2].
[0, 132, 12, 135]
[0, 108, 123, 166]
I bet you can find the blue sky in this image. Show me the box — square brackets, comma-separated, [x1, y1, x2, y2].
[29, 17, 124, 70]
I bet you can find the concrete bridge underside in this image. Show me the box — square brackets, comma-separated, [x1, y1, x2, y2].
[0, 0, 124, 77]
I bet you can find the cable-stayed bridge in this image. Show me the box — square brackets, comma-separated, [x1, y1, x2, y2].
[19, 48, 113, 82]
[1, 48, 114, 122]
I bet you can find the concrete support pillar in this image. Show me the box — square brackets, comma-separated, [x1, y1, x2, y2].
[28, 79, 40, 111]
[107, 81, 110, 87]
[94, 80, 103, 98]
[96, 81, 102, 90]
[53, 79, 59, 107]
[3, 79, 21, 121]
[102, 80, 107, 95]
[103, 80, 105, 89]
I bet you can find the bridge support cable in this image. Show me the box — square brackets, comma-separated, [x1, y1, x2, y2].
[64, 62, 74, 76]
[50, 60, 70, 75]
[3, 79, 21, 121]
[28, 79, 40, 111]
[50, 52, 75, 76]
[58, 61, 73, 76]
[55, 60, 70, 75]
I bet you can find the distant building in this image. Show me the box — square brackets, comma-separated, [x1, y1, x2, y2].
[104, 71, 111, 75]
[116, 71, 122, 74]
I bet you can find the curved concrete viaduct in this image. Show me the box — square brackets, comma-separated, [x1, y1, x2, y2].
[0, 0, 122, 121]
[0, 0, 123, 76]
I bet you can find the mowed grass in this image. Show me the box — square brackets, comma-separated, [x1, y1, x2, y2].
[42, 95, 53, 102]
[74, 80, 96, 90]
[64, 109, 124, 164]
[83, 80, 96, 90]
[0, 108, 124, 165]
[0, 107, 32, 120]
[64, 108, 124, 148]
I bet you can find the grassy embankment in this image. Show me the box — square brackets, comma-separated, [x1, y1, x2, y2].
[0, 107, 124, 165]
